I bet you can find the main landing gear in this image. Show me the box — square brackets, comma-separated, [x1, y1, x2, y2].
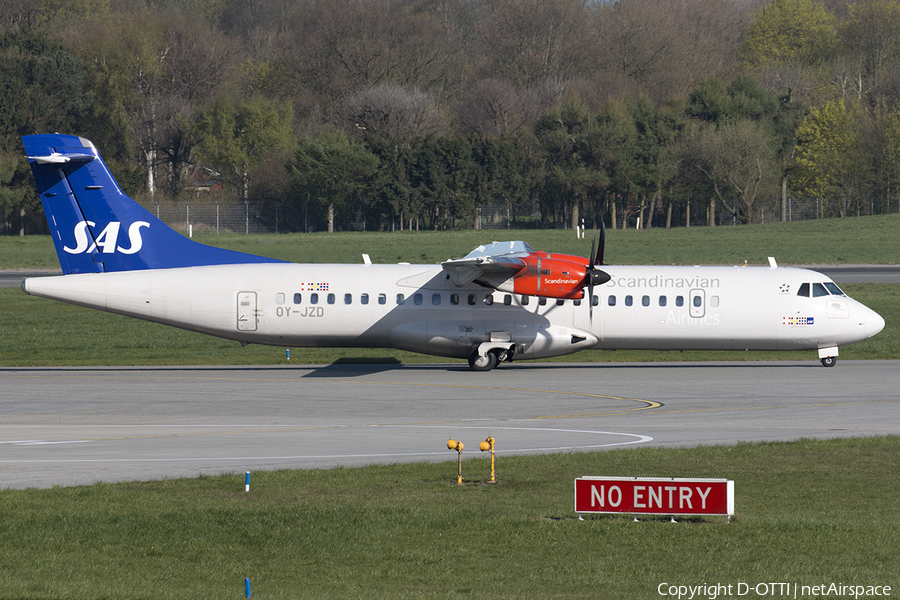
[821, 356, 837, 368]
[468, 346, 513, 371]
[468, 351, 498, 371]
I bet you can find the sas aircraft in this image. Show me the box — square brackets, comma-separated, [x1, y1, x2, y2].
[21, 134, 885, 371]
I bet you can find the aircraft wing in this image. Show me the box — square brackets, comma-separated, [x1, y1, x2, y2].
[441, 241, 531, 287]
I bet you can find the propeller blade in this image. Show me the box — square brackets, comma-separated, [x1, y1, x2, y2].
[596, 220, 606, 266]
[589, 234, 597, 269]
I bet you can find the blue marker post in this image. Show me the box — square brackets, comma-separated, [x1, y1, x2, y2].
[245, 471, 250, 493]
[245, 577, 251, 598]
[286, 348, 290, 360]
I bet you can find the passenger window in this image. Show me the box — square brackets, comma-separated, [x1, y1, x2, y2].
[327, 293, 335, 304]
[414, 293, 423, 305]
[592, 295, 599, 307]
[468, 294, 477, 305]
[432, 293, 441, 306]
[344, 293, 352, 304]
[310, 293, 318, 304]
[710, 296, 719, 308]
[608, 295, 616, 307]
[520, 295, 529, 306]
[556, 299, 565, 306]
[276, 293, 285, 305]
[676, 296, 684, 307]
[625, 295, 633, 307]
[642, 295, 650, 307]
[659, 296, 667, 307]
[503, 295, 512, 306]
[797, 283, 810, 297]
[293, 293, 302, 304]
[378, 293, 386, 305]
[396, 294, 405, 305]
[539, 297, 547, 306]
[451, 294, 459, 306]
[573, 298, 581, 306]
[485, 295, 494, 306]
[361, 293, 369, 305]
[812, 283, 828, 297]
[693, 295, 702, 307]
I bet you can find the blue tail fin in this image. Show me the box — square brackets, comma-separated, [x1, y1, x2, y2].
[23, 134, 283, 274]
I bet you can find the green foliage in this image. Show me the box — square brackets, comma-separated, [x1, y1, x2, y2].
[741, 0, 838, 69]
[0, 29, 93, 149]
[5, 0, 900, 233]
[794, 100, 862, 217]
[194, 96, 294, 199]
[289, 133, 380, 232]
[0, 438, 898, 598]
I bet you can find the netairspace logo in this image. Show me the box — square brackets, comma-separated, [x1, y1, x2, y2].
[657, 582, 892, 599]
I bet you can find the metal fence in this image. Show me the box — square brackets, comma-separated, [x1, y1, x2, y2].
[141, 199, 272, 235]
[1, 195, 893, 237]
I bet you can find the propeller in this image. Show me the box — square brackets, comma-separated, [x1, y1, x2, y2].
[586, 221, 611, 323]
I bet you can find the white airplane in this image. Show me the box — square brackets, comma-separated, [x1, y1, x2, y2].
[21, 134, 885, 370]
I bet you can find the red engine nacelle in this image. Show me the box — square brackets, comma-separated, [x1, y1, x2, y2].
[510, 252, 589, 299]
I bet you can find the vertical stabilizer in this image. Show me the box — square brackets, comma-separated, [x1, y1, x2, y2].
[23, 134, 283, 274]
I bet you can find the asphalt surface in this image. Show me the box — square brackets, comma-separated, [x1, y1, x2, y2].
[2, 360, 898, 489]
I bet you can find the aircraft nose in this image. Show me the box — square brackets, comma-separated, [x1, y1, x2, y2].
[867, 308, 886, 339]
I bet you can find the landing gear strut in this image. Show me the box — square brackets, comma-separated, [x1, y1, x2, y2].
[821, 356, 837, 368]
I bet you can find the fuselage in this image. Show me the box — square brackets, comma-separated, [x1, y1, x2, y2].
[22, 261, 885, 363]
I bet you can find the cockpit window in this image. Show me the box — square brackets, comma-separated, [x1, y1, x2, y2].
[824, 282, 844, 295]
[798, 282, 845, 298]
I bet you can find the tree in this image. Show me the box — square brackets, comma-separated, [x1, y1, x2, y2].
[741, 0, 837, 70]
[195, 96, 294, 202]
[534, 100, 611, 230]
[839, 0, 900, 102]
[457, 78, 541, 136]
[345, 84, 447, 141]
[0, 29, 93, 233]
[289, 133, 379, 232]
[593, 0, 748, 102]
[0, 151, 31, 235]
[793, 99, 863, 217]
[680, 117, 778, 225]
[477, 0, 592, 99]
[0, 29, 92, 148]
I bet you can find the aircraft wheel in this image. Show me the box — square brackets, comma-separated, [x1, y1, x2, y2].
[468, 350, 499, 372]
[821, 356, 837, 368]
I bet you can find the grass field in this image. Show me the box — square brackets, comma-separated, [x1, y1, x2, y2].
[1, 437, 897, 599]
[4, 212, 900, 269]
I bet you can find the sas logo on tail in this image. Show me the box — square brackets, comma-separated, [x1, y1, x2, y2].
[64, 220, 150, 255]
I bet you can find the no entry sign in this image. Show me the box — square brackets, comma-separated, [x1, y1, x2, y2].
[575, 477, 734, 517]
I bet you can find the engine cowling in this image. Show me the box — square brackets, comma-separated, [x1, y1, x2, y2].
[510, 252, 591, 299]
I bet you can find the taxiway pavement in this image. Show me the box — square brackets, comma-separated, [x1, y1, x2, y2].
[2, 361, 897, 489]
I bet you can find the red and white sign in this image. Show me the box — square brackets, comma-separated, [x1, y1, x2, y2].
[575, 477, 734, 516]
